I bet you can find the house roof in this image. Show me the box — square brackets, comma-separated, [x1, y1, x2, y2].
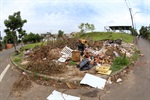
[109, 26, 132, 30]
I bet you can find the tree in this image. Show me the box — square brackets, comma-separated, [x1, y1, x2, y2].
[58, 30, 64, 38]
[4, 11, 27, 51]
[18, 29, 27, 47]
[35, 34, 42, 42]
[90, 24, 95, 32]
[139, 26, 150, 38]
[130, 27, 138, 36]
[78, 23, 95, 34]
[23, 32, 43, 43]
[78, 23, 85, 34]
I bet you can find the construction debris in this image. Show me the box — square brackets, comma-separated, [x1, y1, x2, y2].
[80, 73, 106, 90]
[20, 38, 136, 80]
[116, 78, 122, 83]
[47, 90, 80, 100]
[96, 64, 112, 75]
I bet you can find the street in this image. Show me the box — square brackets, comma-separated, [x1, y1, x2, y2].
[0, 37, 150, 100]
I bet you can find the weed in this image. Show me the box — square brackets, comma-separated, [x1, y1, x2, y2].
[110, 56, 130, 72]
[43, 77, 49, 81]
[68, 61, 77, 65]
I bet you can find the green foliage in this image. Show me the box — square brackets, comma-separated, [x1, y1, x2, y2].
[4, 11, 27, 51]
[78, 23, 95, 34]
[79, 32, 134, 43]
[18, 29, 27, 41]
[58, 30, 64, 38]
[140, 26, 150, 39]
[23, 32, 43, 43]
[3, 33, 14, 44]
[43, 77, 49, 81]
[110, 57, 130, 72]
[132, 53, 139, 61]
[131, 48, 140, 61]
[20, 42, 42, 51]
[12, 53, 23, 64]
[0, 41, 3, 50]
[148, 35, 150, 40]
[68, 61, 77, 65]
[130, 27, 138, 36]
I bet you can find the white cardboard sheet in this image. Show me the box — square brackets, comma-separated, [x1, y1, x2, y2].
[80, 73, 106, 90]
[47, 90, 80, 100]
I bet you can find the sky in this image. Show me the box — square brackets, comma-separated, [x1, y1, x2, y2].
[0, 0, 150, 37]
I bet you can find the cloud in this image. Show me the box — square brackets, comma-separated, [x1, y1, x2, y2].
[0, 0, 149, 37]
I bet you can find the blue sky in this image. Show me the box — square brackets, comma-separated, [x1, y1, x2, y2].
[0, 0, 150, 37]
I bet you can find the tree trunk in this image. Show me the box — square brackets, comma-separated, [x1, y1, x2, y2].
[13, 42, 17, 51]
[12, 31, 17, 52]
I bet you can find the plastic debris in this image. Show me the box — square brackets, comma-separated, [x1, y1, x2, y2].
[116, 78, 122, 82]
[106, 77, 112, 84]
[113, 51, 119, 57]
[43, 58, 46, 60]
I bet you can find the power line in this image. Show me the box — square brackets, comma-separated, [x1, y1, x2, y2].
[124, 0, 134, 29]
[124, 0, 130, 9]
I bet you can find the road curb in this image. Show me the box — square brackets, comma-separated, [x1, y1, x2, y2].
[10, 55, 82, 84]
[10, 53, 140, 84]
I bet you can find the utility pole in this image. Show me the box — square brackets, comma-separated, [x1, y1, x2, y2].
[129, 8, 134, 29]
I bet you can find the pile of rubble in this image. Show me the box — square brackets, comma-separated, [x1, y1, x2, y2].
[22, 38, 136, 76]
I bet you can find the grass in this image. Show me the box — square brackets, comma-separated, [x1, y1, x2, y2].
[43, 77, 49, 81]
[20, 42, 42, 51]
[131, 48, 141, 61]
[12, 42, 42, 66]
[68, 61, 77, 66]
[110, 56, 130, 72]
[12, 53, 23, 64]
[78, 32, 134, 43]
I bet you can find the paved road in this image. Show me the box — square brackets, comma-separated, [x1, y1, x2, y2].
[0, 47, 20, 100]
[101, 37, 150, 100]
[0, 38, 150, 100]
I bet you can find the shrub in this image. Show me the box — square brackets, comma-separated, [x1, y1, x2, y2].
[110, 56, 130, 72]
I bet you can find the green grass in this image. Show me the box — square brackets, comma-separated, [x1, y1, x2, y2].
[12, 53, 23, 64]
[20, 42, 42, 51]
[43, 77, 49, 81]
[12, 42, 42, 65]
[110, 56, 130, 72]
[131, 48, 140, 61]
[79, 32, 134, 43]
[68, 61, 77, 65]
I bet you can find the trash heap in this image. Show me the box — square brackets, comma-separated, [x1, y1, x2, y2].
[24, 38, 79, 75]
[71, 39, 135, 75]
[23, 38, 136, 76]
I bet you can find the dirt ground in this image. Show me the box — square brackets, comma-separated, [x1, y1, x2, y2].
[10, 75, 32, 97]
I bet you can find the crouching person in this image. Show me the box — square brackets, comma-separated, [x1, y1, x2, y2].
[77, 52, 94, 71]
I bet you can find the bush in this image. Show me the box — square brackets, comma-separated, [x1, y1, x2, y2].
[131, 48, 140, 61]
[110, 56, 130, 72]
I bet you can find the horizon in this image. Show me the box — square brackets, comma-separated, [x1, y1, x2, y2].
[0, 0, 150, 37]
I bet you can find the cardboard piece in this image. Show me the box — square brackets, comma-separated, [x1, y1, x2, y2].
[98, 70, 112, 75]
[47, 90, 80, 100]
[80, 73, 106, 90]
[96, 65, 112, 75]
